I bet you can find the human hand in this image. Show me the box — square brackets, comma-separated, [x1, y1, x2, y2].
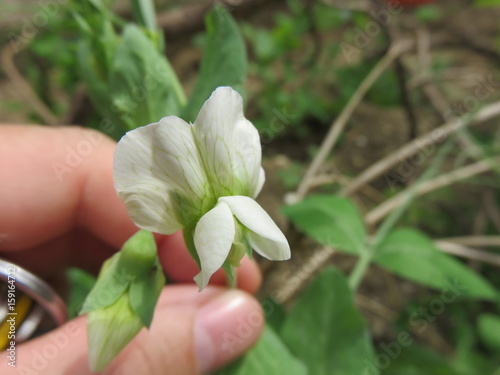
[0, 125, 264, 374]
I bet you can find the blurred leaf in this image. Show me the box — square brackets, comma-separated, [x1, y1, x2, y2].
[336, 62, 399, 109]
[109, 24, 185, 131]
[277, 162, 303, 189]
[478, 314, 500, 351]
[451, 345, 500, 375]
[283, 195, 366, 255]
[415, 5, 442, 22]
[130, 0, 157, 32]
[374, 229, 497, 300]
[475, 0, 500, 6]
[130, 0, 164, 51]
[215, 325, 307, 375]
[66, 268, 96, 319]
[262, 298, 287, 333]
[281, 267, 377, 375]
[381, 345, 460, 375]
[183, 5, 247, 122]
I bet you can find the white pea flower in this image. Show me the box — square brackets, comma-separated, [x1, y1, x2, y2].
[114, 87, 290, 290]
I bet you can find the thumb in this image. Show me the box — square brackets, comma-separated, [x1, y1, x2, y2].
[1, 286, 264, 375]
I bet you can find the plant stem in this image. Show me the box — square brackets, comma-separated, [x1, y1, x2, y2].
[348, 251, 372, 291]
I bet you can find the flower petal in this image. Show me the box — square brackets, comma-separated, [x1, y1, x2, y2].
[193, 201, 235, 290]
[252, 167, 266, 198]
[219, 196, 290, 260]
[193, 87, 262, 197]
[116, 181, 183, 235]
[114, 117, 211, 227]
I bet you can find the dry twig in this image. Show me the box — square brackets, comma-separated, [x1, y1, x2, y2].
[434, 241, 500, 267]
[339, 101, 500, 197]
[289, 40, 413, 203]
[365, 157, 500, 225]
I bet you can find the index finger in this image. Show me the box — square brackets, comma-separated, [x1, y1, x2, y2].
[0, 124, 137, 250]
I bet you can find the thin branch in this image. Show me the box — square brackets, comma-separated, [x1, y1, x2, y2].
[434, 241, 500, 267]
[437, 236, 500, 248]
[365, 157, 500, 225]
[289, 40, 413, 204]
[339, 101, 500, 197]
[1, 44, 59, 126]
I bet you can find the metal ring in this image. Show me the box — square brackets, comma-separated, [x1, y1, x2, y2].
[0, 259, 66, 334]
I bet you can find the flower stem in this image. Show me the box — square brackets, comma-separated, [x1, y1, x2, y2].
[222, 263, 237, 289]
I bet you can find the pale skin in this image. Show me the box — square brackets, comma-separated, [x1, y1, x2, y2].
[0, 125, 264, 375]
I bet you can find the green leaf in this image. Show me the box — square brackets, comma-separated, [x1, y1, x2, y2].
[80, 253, 130, 313]
[130, 0, 157, 32]
[66, 268, 96, 319]
[183, 5, 247, 122]
[478, 314, 500, 351]
[262, 298, 287, 333]
[380, 345, 461, 375]
[374, 229, 497, 300]
[214, 325, 307, 375]
[281, 267, 377, 375]
[283, 195, 366, 255]
[109, 24, 186, 131]
[128, 258, 165, 328]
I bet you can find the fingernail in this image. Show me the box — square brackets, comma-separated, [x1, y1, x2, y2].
[194, 290, 264, 374]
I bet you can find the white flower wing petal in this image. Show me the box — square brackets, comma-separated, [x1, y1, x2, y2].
[219, 196, 290, 260]
[116, 181, 183, 235]
[252, 167, 266, 198]
[114, 117, 210, 227]
[193, 201, 236, 291]
[193, 87, 262, 197]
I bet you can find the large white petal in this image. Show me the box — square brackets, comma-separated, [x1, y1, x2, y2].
[219, 196, 290, 260]
[114, 117, 211, 226]
[116, 181, 183, 235]
[193, 201, 235, 290]
[251, 167, 266, 198]
[193, 87, 262, 197]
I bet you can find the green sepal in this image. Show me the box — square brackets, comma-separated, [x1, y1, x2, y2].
[117, 230, 157, 280]
[227, 242, 247, 267]
[129, 257, 166, 328]
[80, 230, 158, 314]
[183, 226, 201, 268]
[87, 293, 143, 372]
[80, 253, 130, 314]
